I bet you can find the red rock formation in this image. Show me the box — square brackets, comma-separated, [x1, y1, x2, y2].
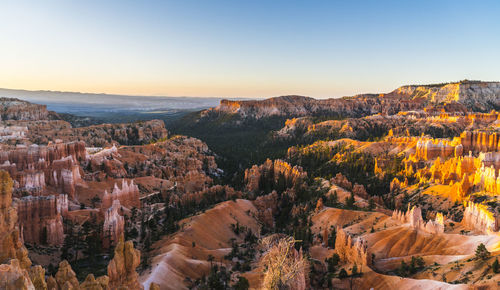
[54, 260, 80, 289]
[332, 173, 352, 190]
[334, 227, 371, 267]
[16, 195, 65, 245]
[0, 171, 31, 269]
[460, 130, 500, 153]
[461, 201, 499, 234]
[0, 141, 87, 198]
[253, 191, 279, 227]
[0, 98, 50, 121]
[166, 185, 241, 208]
[108, 237, 142, 290]
[0, 259, 35, 289]
[392, 205, 445, 234]
[101, 179, 140, 211]
[244, 159, 307, 193]
[27, 119, 168, 147]
[103, 199, 124, 249]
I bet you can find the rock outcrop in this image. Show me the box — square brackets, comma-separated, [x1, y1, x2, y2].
[461, 201, 499, 234]
[54, 260, 80, 289]
[334, 227, 372, 267]
[0, 171, 31, 269]
[392, 205, 445, 234]
[16, 195, 65, 245]
[0, 259, 35, 290]
[244, 159, 307, 194]
[102, 199, 124, 249]
[27, 119, 168, 147]
[0, 141, 87, 198]
[395, 81, 500, 111]
[0, 98, 50, 121]
[101, 179, 140, 211]
[107, 237, 142, 290]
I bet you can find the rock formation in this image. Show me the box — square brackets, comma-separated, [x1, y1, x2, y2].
[0, 98, 50, 121]
[0, 141, 87, 197]
[0, 171, 31, 269]
[244, 159, 307, 194]
[461, 201, 499, 234]
[392, 205, 445, 234]
[0, 259, 35, 290]
[253, 191, 279, 227]
[101, 179, 140, 211]
[334, 227, 372, 267]
[27, 119, 168, 147]
[107, 237, 142, 290]
[16, 195, 65, 245]
[394, 81, 500, 111]
[103, 199, 124, 249]
[54, 260, 80, 289]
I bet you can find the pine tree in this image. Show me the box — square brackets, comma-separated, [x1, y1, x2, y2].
[475, 243, 491, 261]
[492, 258, 499, 273]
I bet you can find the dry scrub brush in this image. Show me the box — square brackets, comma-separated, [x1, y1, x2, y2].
[259, 235, 308, 290]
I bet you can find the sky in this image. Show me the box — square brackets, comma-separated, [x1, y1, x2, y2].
[1, 0, 499, 99]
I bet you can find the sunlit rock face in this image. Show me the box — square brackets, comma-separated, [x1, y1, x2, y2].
[0, 141, 87, 197]
[214, 94, 424, 120]
[0, 171, 31, 269]
[244, 159, 307, 194]
[335, 226, 371, 267]
[16, 195, 66, 246]
[394, 81, 500, 111]
[0, 98, 50, 121]
[103, 199, 125, 249]
[461, 201, 499, 234]
[460, 130, 500, 153]
[392, 205, 445, 234]
[0, 259, 35, 290]
[101, 179, 140, 211]
[108, 237, 142, 290]
[27, 119, 169, 147]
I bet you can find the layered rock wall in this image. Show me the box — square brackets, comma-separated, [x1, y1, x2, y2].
[0, 98, 50, 121]
[108, 237, 142, 290]
[16, 195, 65, 245]
[461, 201, 499, 234]
[244, 159, 307, 193]
[335, 227, 372, 267]
[392, 205, 445, 234]
[0, 141, 87, 197]
[103, 199, 124, 249]
[101, 179, 140, 211]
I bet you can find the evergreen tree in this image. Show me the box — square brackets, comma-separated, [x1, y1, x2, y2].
[475, 243, 491, 261]
[492, 258, 499, 273]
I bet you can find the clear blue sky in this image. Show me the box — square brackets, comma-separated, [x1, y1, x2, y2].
[1, 0, 499, 98]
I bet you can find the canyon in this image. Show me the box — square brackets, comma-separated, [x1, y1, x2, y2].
[1, 81, 500, 289]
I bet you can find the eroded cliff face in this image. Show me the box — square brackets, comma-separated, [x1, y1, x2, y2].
[212, 94, 424, 120]
[101, 179, 140, 211]
[461, 201, 499, 234]
[103, 199, 125, 249]
[16, 195, 66, 246]
[108, 237, 142, 290]
[0, 171, 31, 268]
[26, 119, 168, 147]
[0, 98, 50, 121]
[207, 81, 500, 122]
[244, 159, 307, 194]
[0, 141, 87, 197]
[392, 205, 445, 234]
[334, 227, 371, 267]
[394, 81, 500, 111]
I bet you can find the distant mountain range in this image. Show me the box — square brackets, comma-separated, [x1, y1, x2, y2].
[0, 88, 223, 114]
